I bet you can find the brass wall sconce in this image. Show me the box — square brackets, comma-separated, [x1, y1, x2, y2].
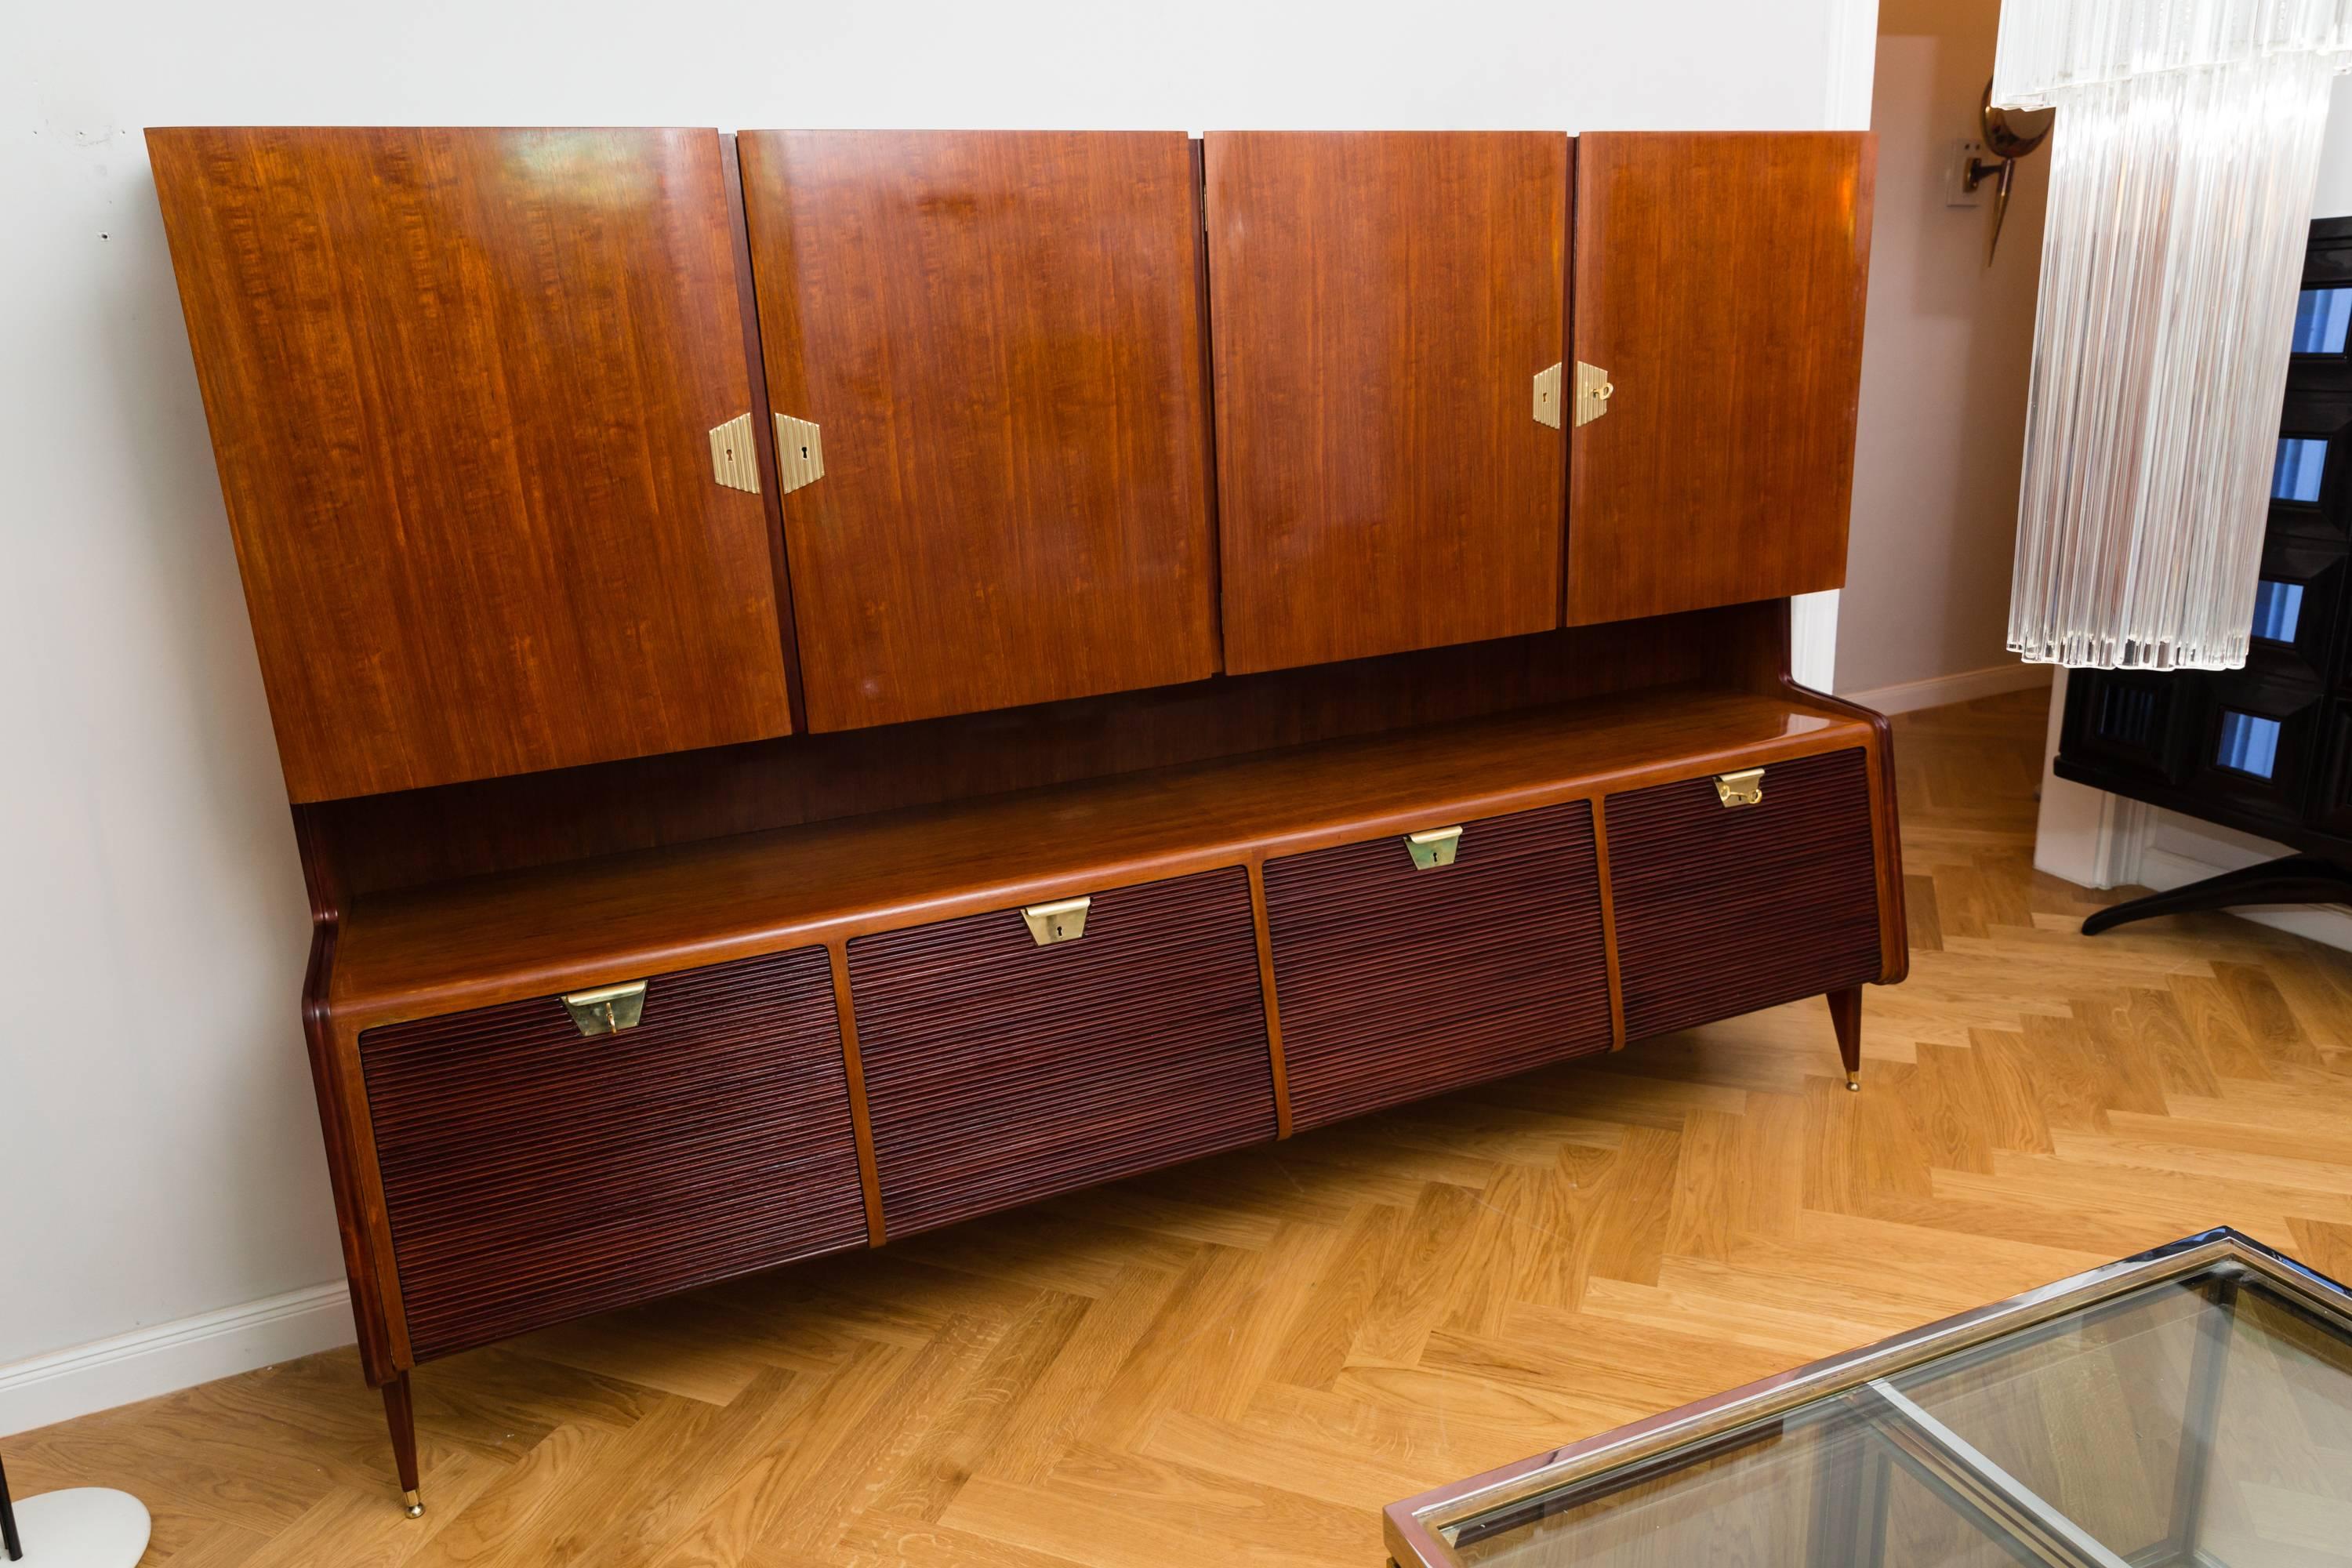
[1962, 82, 2052, 263]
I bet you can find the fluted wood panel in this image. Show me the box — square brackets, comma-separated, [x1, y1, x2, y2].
[1263, 801, 1613, 1131]
[360, 947, 867, 1361]
[1606, 749, 1882, 1040]
[848, 870, 1274, 1238]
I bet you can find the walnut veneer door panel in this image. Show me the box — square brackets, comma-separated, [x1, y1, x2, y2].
[737, 131, 1218, 731]
[147, 128, 794, 802]
[848, 869, 1274, 1238]
[359, 946, 866, 1361]
[1264, 800, 1613, 1131]
[1566, 132, 1875, 625]
[1605, 749, 1882, 1040]
[1204, 132, 1570, 673]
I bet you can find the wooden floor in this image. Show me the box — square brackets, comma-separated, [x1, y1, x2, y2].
[19, 687, 2352, 1568]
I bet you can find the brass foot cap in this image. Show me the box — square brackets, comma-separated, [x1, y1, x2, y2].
[403, 1490, 424, 1519]
[1845, 1074, 1860, 1092]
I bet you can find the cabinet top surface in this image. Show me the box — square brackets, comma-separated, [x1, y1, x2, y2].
[328, 685, 1867, 1032]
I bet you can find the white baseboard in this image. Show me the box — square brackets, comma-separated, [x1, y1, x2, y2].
[1842, 661, 2053, 716]
[0, 1281, 352, 1437]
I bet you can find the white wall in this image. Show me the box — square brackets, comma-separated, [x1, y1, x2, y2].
[1835, 0, 2055, 713]
[0, 0, 1878, 1427]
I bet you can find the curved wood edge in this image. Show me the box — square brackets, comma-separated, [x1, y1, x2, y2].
[1730, 599, 1910, 986]
[293, 808, 405, 1385]
[1782, 688, 1907, 987]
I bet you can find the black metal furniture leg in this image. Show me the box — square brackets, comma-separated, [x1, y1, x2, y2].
[2, 1449, 23, 1562]
[2082, 853, 2352, 936]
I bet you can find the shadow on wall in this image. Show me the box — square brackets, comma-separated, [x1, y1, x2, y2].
[1837, 0, 2049, 705]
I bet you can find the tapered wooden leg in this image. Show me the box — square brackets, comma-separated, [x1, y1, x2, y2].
[1828, 986, 1862, 1092]
[382, 1373, 423, 1517]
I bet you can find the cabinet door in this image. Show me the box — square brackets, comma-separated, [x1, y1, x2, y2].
[1566, 133, 1875, 625]
[847, 869, 1274, 1239]
[148, 128, 795, 802]
[359, 946, 868, 1361]
[738, 131, 1218, 731]
[1605, 750, 1882, 1041]
[1205, 132, 1570, 673]
[1264, 800, 1613, 1131]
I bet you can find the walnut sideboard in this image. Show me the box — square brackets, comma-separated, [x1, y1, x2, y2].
[147, 125, 1902, 1512]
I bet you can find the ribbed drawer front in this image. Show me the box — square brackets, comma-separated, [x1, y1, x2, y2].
[1606, 748, 1882, 1041]
[360, 946, 867, 1362]
[1265, 800, 1613, 1131]
[849, 869, 1275, 1239]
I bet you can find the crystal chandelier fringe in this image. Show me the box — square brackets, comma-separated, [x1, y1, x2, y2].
[1998, 0, 2352, 670]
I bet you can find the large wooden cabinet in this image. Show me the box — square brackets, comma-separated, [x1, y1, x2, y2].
[150, 122, 1897, 1515]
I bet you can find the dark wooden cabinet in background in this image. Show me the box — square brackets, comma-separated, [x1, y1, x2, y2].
[1204, 132, 1570, 672]
[148, 128, 798, 801]
[2059, 219, 2352, 865]
[739, 130, 1220, 730]
[149, 121, 1900, 1515]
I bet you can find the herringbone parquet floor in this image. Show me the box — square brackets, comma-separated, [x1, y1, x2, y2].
[17, 688, 2352, 1566]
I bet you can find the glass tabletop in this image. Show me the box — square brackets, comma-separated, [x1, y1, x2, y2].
[1387, 1230, 2352, 1568]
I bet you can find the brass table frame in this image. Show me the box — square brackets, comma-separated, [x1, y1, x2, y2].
[1383, 1228, 2352, 1567]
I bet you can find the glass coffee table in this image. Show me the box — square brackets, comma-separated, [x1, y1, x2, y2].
[1386, 1229, 2352, 1566]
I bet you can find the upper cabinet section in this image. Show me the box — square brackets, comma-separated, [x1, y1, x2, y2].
[148, 128, 796, 802]
[1204, 132, 1570, 674]
[1566, 132, 1875, 626]
[738, 131, 1219, 731]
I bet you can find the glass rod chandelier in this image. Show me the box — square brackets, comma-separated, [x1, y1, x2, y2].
[2000, 0, 2352, 670]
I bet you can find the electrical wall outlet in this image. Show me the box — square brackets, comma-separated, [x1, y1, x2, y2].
[1947, 140, 1988, 207]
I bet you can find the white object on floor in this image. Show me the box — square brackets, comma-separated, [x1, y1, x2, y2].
[8, 1488, 151, 1566]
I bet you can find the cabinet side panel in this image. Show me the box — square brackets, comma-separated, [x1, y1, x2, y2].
[1567, 132, 1874, 624]
[1207, 131, 1570, 673]
[739, 130, 1219, 731]
[147, 126, 793, 800]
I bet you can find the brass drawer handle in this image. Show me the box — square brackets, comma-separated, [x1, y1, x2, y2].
[1714, 768, 1766, 808]
[561, 979, 648, 1036]
[1404, 825, 1464, 869]
[1022, 895, 1091, 946]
